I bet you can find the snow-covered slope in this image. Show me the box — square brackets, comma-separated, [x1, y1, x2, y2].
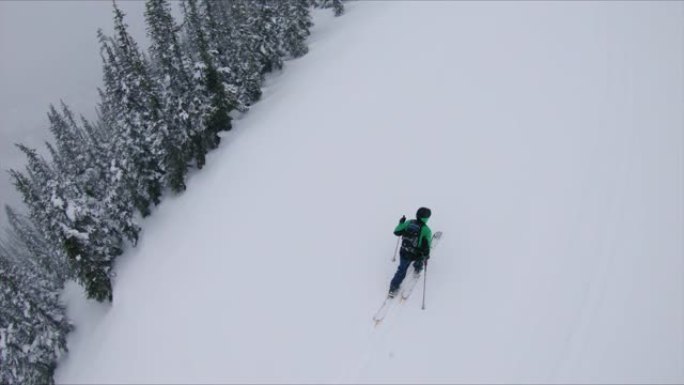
[55, 2, 683, 383]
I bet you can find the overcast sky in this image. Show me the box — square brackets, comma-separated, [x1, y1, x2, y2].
[0, 1, 173, 228]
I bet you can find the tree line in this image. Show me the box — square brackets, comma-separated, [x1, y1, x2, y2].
[0, 1, 344, 383]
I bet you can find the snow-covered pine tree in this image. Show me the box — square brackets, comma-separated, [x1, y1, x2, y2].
[98, 36, 156, 213]
[9, 147, 62, 253]
[145, 0, 204, 184]
[199, 0, 312, 108]
[10, 145, 114, 302]
[198, 0, 246, 112]
[45, 103, 88, 179]
[277, 0, 313, 59]
[313, 0, 345, 17]
[46, 103, 133, 301]
[332, 0, 344, 17]
[5, 206, 68, 288]
[181, 0, 234, 163]
[79, 114, 141, 246]
[97, 3, 165, 214]
[93, 73, 144, 242]
[249, 0, 284, 75]
[220, 0, 266, 106]
[0, 243, 71, 385]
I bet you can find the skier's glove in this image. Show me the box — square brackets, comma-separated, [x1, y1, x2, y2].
[399, 215, 406, 224]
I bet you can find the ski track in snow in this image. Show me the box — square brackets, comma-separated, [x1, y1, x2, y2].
[55, 2, 683, 384]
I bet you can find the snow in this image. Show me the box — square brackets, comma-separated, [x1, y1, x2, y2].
[65, 202, 76, 222]
[50, 196, 65, 210]
[55, 2, 683, 384]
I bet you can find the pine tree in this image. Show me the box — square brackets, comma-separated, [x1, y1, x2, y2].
[181, 0, 234, 157]
[145, 0, 200, 186]
[332, 0, 344, 16]
[0, 233, 71, 385]
[10, 145, 114, 302]
[85, 87, 143, 248]
[97, 3, 165, 214]
[46, 103, 134, 292]
[313, 0, 344, 17]
[199, 0, 245, 111]
[277, 0, 313, 59]
[220, 0, 265, 106]
[250, 0, 284, 75]
[5, 206, 68, 287]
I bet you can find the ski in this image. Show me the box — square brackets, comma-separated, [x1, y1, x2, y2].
[431, 231, 443, 249]
[400, 272, 422, 302]
[372, 295, 396, 326]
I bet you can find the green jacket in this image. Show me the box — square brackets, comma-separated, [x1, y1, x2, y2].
[394, 217, 432, 257]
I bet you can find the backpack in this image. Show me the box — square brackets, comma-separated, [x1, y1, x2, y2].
[400, 219, 423, 255]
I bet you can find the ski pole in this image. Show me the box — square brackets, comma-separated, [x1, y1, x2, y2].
[421, 260, 429, 310]
[392, 237, 400, 262]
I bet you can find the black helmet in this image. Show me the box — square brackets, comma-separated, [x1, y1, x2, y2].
[416, 207, 431, 220]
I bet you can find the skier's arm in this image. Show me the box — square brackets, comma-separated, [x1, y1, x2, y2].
[393, 218, 408, 236]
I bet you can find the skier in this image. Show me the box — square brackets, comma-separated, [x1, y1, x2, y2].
[388, 207, 432, 297]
